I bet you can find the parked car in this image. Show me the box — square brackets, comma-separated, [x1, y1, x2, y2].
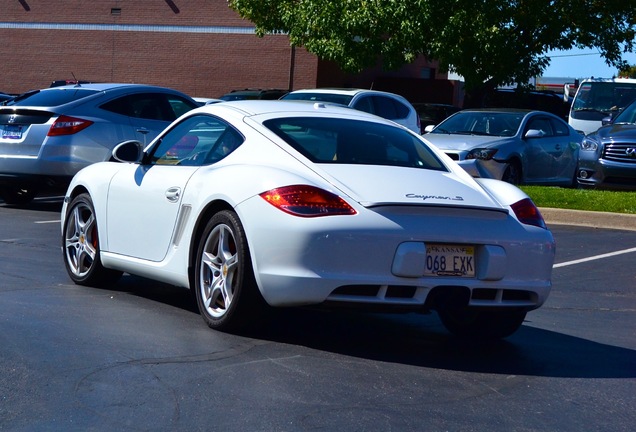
[422, 108, 582, 186]
[577, 98, 636, 190]
[0, 83, 198, 204]
[219, 88, 288, 101]
[412, 103, 461, 131]
[281, 88, 421, 134]
[61, 100, 555, 340]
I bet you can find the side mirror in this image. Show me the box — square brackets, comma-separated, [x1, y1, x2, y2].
[601, 116, 613, 126]
[423, 124, 435, 133]
[524, 129, 544, 139]
[112, 140, 144, 163]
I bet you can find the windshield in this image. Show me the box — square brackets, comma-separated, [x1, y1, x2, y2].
[613, 99, 636, 124]
[430, 111, 524, 137]
[264, 117, 447, 171]
[5, 88, 99, 107]
[572, 82, 636, 116]
[281, 92, 354, 106]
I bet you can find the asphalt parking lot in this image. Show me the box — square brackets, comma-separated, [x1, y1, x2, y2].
[1, 196, 635, 431]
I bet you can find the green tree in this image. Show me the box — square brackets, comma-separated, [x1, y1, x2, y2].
[620, 65, 636, 78]
[228, 0, 635, 97]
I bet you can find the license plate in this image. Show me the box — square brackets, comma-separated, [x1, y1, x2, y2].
[425, 244, 475, 277]
[1, 125, 23, 139]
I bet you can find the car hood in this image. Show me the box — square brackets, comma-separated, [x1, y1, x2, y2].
[318, 164, 503, 210]
[422, 134, 509, 151]
[594, 123, 636, 141]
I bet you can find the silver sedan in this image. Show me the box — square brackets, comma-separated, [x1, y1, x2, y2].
[422, 109, 582, 186]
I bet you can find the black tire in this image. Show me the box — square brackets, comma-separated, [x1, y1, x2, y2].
[62, 193, 122, 287]
[0, 183, 38, 206]
[194, 210, 264, 332]
[502, 161, 522, 185]
[437, 308, 527, 340]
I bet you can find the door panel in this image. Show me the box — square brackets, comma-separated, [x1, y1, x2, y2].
[106, 164, 197, 261]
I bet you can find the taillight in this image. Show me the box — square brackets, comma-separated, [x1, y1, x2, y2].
[511, 198, 546, 229]
[260, 185, 357, 217]
[47, 115, 94, 136]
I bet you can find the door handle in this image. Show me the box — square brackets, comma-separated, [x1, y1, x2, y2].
[136, 127, 150, 135]
[165, 187, 181, 203]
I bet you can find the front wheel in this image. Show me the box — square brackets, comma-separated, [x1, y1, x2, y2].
[502, 161, 522, 185]
[194, 210, 264, 332]
[438, 308, 527, 339]
[62, 193, 122, 287]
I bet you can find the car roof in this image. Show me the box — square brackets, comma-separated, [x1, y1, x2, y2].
[194, 99, 391, 121]
[458, 108, 535, 114]
[287, 88, 401, 97]
[42, 83, 179, 92]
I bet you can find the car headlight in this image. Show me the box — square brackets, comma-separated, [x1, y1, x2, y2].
[465, 148, 498, 160]
[581, 137, 599, 151]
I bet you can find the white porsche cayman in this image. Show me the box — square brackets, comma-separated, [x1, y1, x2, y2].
[61, 100, 555, 339]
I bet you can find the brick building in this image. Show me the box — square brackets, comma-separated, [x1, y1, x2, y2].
[1, 0, 461, 104]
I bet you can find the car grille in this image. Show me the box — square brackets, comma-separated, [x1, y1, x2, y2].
[603, 142, 636, 164]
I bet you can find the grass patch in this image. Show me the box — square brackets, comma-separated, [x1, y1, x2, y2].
[520, 186, 636, 214]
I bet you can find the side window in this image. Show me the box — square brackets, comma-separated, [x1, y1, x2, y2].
[149, 115, 243, 166]
[102, 93, 176, 121]
[551, 118, 570, 136]
[352, 96, 374, 114]
[133, 94, 175, 121]
[100, 95, 134, 117]
[372, 96, 398, 120]
[527, 117, 554, 137]
[168, 95, 198, 118]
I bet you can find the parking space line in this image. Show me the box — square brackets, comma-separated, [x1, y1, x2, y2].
[554, 247, 636, 268]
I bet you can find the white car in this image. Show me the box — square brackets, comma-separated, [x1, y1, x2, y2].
[281, 88, 422, 134]
[61, 100, 555, 339]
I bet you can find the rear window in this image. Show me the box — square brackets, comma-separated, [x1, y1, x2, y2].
[264, 117, 447, 170]
[6, 88, 99, 107]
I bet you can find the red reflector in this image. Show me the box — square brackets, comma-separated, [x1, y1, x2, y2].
[511, 198, 546, 229]
[47, 115, 93, 136]
[260, 185, 357, 217]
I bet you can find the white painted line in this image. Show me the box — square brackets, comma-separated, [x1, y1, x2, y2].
[35, 220, 61, 224]
[554, 247, 636, 268]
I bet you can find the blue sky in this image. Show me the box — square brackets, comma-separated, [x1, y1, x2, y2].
[542, 48, 636, 79]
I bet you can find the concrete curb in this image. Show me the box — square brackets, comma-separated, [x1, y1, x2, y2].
[539, 207, 636, 231]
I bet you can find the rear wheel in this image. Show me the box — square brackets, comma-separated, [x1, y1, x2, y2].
[438, 308, 527, 339]
[62, 193, 122, 287]
[194, 210, 264, 331]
